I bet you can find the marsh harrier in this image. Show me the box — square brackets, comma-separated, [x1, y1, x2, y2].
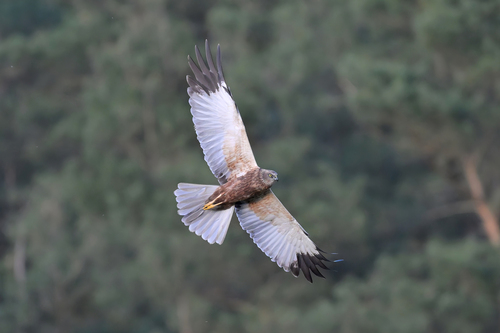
[174, 41, 330, 282]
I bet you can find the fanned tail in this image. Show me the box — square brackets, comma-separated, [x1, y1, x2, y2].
[174, 183, 234, 245]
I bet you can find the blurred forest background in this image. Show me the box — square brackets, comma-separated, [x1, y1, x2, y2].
[1, 0, 500, 332]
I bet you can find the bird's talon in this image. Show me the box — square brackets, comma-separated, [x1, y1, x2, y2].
[203, 193, 223, 210]
[203, 201, 223, 210]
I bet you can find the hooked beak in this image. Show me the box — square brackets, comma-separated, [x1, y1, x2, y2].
[275, 175, 279, 181]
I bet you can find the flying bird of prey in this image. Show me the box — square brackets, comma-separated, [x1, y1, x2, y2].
[174, 41, 330, 282]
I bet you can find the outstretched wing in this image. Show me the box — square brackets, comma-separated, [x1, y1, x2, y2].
[235, 190, 330, 283]
[187, 40, 258, 184]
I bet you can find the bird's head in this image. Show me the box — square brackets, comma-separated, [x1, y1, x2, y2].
[260, 169, 279, 186]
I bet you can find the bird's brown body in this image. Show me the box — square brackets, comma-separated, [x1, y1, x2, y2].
[204, 168, 272, 210]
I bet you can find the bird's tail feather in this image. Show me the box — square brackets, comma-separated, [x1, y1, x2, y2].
[174, 183, 234, 245]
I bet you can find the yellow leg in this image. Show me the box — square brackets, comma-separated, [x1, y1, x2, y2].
[203, 193, 223, 210]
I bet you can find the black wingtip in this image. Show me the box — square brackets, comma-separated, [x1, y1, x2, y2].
[303, 254, 324, 279]
[187, 75, 209, 95]
[295, 253, 322, 283]
[289, 247, 343, 283]
[216, 44, 225, 84]
[298, 255, 313, 283]
[187, 41, 224, 95]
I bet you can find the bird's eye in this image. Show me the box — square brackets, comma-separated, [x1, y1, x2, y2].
[268, 174, 273, 178]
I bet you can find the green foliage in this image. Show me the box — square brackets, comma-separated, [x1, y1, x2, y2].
[0, 0, 499, 332]
[328, 239, 500, 333]
[0, 0, 62, 37]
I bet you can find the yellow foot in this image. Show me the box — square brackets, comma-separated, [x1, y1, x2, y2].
[203, 193, 223, 210]
[203, 202, 223, 210]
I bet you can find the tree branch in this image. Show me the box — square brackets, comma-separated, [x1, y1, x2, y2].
[462, 155, 500, 246]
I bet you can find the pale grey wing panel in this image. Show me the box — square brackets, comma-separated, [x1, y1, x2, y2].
[187, 41, 258, 184]
[235, 190, 329, 282]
